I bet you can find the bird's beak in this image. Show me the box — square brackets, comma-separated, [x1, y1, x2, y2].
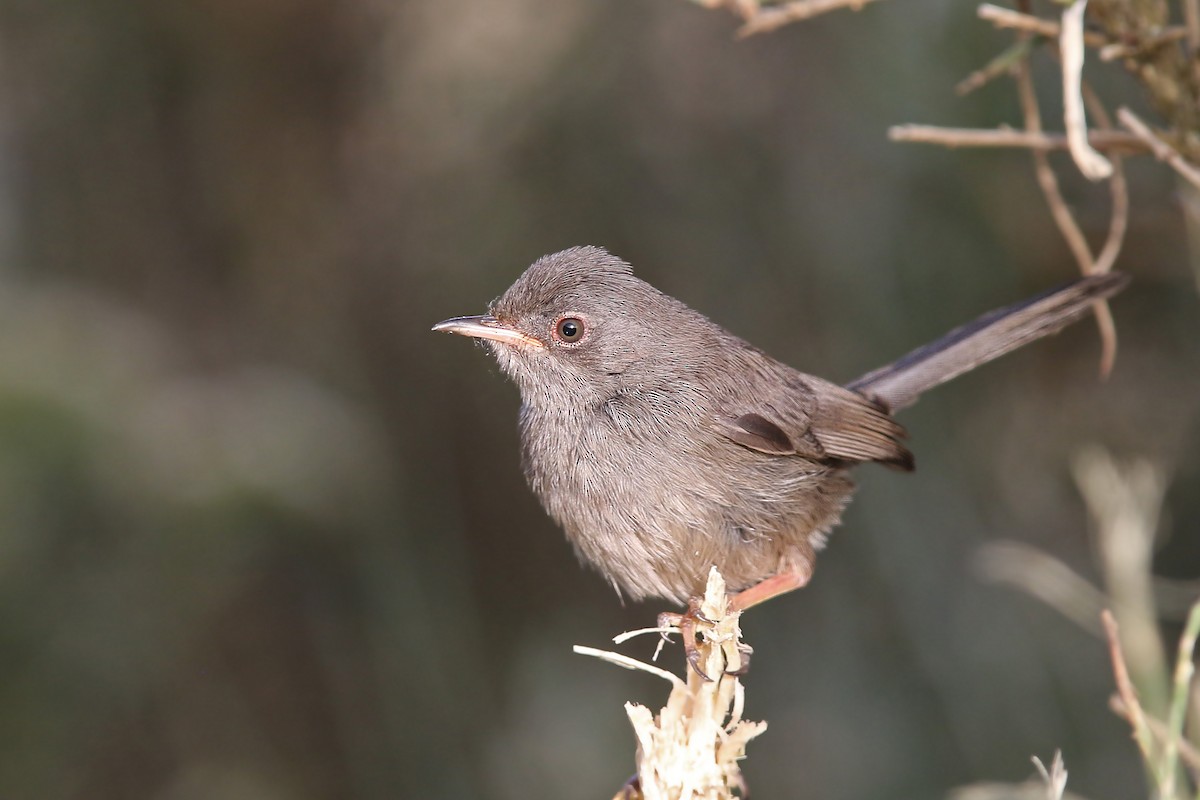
[431, 315, 545, 349]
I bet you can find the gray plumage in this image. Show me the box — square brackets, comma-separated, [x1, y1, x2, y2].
[435, 246, 1128, 604]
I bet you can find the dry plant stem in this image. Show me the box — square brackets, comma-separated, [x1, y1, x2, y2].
[574, 645, 687, 688]
[1081, 84, 1128, 277]
[1016, 63, 1093, 271]
[1074, 448, 1169, 712]
[1118, 107, 1200, 191]
[1161, 601, 1200, 798]
[888, 125, 1146, 152]
[957, 39, 1034, 95]
[1102, 609, 1158, 768]
[978, 3, 1107, 47]
[1100, 29, 1189, 62]
[1060, 0, 1113, 180]
[736, 0, 887, 37]
[1110, 696, 1200, 776]
[978, 3, 1187, 61]
[577, 568, 765, 800]
[1031, 750, 1068, 800]
[1015, 61, 1120, 375]
[1079, 81, 1126, 374]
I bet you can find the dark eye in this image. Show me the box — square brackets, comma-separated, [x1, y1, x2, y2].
[555, 317, 585, 343]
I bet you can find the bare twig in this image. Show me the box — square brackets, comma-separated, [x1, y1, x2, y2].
[1015, 62, 1094, 274]
[1080, 81, 1125, 376]
[889, 124, 1145, 152]
[1118, 106, 1200, 190]
[1102, 609, 1158, 766]
[1074, 449, 1169, 712]
[1060, 0, 1113, 180]
[572, 646, 687, 688]
[736, 0, 887, 37]
[978, 4, 1106, 47]
[1081, 84, 1128, 276]
[977, 3, 1187, 60]
[1099, 29, 1189, 62]
[1161, 601, 1200, 798]
[957, 39, 1034, 95]
[1016, 60, 1120, 372]
[1110, 695, 1200, 775]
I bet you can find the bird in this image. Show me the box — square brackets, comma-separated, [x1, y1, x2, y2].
[433, 246, 1127, 671]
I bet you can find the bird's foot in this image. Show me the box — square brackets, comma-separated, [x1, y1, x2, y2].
[657, 597, 713, 680]
[728, 642, 753, 676]
[657, 596, 752, 681]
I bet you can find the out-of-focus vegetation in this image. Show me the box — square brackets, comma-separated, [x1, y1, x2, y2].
[0, 1, 1196, 798]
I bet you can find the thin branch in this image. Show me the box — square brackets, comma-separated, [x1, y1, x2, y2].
[1081, 84, 1128, 276]
[957, 39, 1034, 96]
[889, 124, 1146, 152]
[736, 0, 887, 37]
[1162, 601, 1200, 798]
[1099, 29, 1189, 62]
[978, 4, 1106, 47]
[1111, 695, 1200, 776]
[1118, 106, 1200, 190]
[1102, 609, 1159, 767]
[1016, 61, 1096, 274]
[1014, 20, 1120, 373]
[1060, 0, 1113, 180]
[977, 2, 1187, 59]
[1080, 81, 1125, 376]
[573, 645, 686, 687]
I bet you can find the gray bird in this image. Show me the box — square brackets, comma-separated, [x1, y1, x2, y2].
[434, 246, 1126, 648]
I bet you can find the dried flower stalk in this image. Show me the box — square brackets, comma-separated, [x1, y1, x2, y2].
[576, 568, 766, 800]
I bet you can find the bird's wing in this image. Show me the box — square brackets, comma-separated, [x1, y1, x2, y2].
[715, 375, 914, 471]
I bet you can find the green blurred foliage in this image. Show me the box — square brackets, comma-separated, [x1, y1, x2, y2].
[0, 0, 1195, 798]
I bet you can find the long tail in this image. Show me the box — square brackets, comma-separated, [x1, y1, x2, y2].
[845, 272, 1130, 413]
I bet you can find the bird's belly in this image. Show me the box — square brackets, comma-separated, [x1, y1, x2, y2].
[519, 407, 857, 604]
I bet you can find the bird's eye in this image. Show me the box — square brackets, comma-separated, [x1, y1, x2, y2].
[554, 317, 585, 343]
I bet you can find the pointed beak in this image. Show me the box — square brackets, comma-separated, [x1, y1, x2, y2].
[431, 314, 545, 349]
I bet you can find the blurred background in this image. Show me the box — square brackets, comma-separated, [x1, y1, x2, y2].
[0, 0, 1196, 798]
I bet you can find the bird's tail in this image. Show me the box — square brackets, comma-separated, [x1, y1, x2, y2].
[846, 272, 1130, 413]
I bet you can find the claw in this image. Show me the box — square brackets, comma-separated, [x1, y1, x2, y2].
[656, 610, 682, 640]
[658, 597, 715, 681]
[725, 643, 753, 676]
[615, 774, 642, 800]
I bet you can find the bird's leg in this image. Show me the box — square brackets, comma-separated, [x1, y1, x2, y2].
[728, 569, 811, 612]
[700, 569, 810, 678]
[657, 597, 714, 680]
[659, 567, 812, 681]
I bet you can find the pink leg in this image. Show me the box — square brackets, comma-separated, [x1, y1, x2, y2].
[661, 566, 813, 681]
[730, 569, 812, 612]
